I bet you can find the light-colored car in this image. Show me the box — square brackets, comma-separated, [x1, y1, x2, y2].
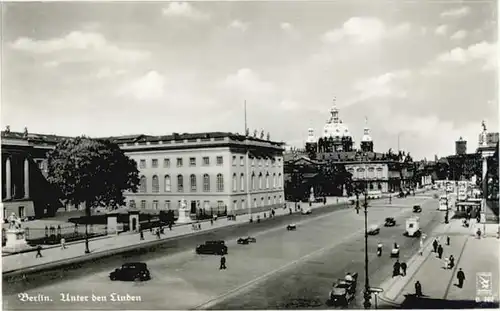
[368, 224, 380, 235]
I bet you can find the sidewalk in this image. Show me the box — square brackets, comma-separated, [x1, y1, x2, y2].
[379, 214, 499, 306]
[2, 199, 345, 274]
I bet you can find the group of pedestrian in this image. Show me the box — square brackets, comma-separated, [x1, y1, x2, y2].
[415, 236, 467, 297]
[392, 259, 408, 277]
[191, 222, 202, 231]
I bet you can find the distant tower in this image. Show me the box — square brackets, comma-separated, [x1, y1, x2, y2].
[455, 137, 467, 155]
[305, 128, 318, 158]
[360, 117, 374, 152]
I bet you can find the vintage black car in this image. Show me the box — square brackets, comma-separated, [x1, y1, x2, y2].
[413, 205, 422, 213]
[237, 236, 257, 244]
[391, 247, 400, 258]
[328, 272, 358, 306]
[287, 224, 297, 231]
[384, 217, 396, 227]
[196, 240, 228, 255]
[109, 262, 151, 281]
[368, 224, 380, 235]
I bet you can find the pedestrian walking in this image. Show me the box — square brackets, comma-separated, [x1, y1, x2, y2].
[198, 223, 201, 230]
[392, 260, 401, 277]
[415, 281, 423, 297]
[476, 228, 482, 239]
[419, 239, 424, 256]
[437, 244, 443, 259]
[444, 256, 450, 269]
[219, 255, 227, 270]
[289, 207, 292, 215]
[446, 236, 450, 246]
[156, 229, 161, 239]
[210, 218, 214, 226]
[456, 268, 465, 288]
[272, 209, 275, 217]
[60, 237, 66, 249]
[449, 255, 455, 269]
[168, 223, 172, 231]
[35, 245, 43, 258]
[401, 262, 407, 276]
[432, 239, 438, 253]
[140, 230, 144, 240]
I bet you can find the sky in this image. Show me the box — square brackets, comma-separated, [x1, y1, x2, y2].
[1, 0, 498, 160]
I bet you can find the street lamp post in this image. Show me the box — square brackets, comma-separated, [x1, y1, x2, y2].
[84, 202, 90, 254]
[445, 187, 450, 224]
[363, 185, 372, 309]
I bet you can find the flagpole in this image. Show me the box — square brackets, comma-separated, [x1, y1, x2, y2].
[245, 100, 252, 221]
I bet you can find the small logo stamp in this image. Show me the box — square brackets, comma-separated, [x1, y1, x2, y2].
[476, 272, 493, 296]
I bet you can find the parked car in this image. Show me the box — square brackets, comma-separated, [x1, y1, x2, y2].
[368, 224, 380, 235]
[196, 240, 228, 255]
[413, 205, 422, 213]
[109, 262, 151, 281]
[287, 224, 297, 231]
[237, 236, 257, 244]
[384, 217, 396, 227]
[328, 272, 358, 306]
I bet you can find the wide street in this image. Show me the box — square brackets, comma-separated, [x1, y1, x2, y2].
[3, 193, 443, 310]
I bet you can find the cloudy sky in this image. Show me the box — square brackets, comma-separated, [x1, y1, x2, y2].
[2, 1, 498, 160]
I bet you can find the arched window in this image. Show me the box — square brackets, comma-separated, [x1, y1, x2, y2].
[177, 175, 184, 192]
[203, 174, 210, 192]
[251, 173, 256, 190]
[265, 172, 270, 189]
[190, 174, 197, 192]
[152, 175, 159, 193]
[232, 173, 237, 192]
[217, 174, 224, 192]
[278, 173, 282, 187]
[368, 167, 375, 179]
[164, 175, 171, 192]
[258, 173, 263, 189]
[273, 173, 276, 188]
[240, 173, 245, 191]
[139, 176, 147, 193]
[376, 167, 383, 179]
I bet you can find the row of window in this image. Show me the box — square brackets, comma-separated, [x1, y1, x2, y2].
[129, 195, 284, 210]
[137, 172, 283, 193]
[348, 167, 385, 179]
[137, 156, 282, 169]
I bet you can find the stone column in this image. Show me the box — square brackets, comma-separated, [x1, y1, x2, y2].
[5, 158, 11, 200]
[24, 158, 30, 198]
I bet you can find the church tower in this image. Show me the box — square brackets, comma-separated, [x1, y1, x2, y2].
[360, 117, 374, 152]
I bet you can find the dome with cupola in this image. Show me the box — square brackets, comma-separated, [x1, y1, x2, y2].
[322, 99, 352, 141]
[306, 128, 316, 143]
[361, 117, 373, 142]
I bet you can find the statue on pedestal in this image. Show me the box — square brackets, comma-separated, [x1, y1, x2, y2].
[176, 198, 192, 224]
[481, 121, 488, 147]
[260, 130, 265, 139]
[8, 213, 22, 230]
[3, 212, 31, 253]
[309, 186, 315, 202]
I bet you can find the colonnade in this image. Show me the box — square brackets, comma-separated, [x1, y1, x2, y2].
[4, 157, 30, 200]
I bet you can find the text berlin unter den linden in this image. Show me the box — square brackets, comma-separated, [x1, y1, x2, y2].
[18, 292, 142, 303]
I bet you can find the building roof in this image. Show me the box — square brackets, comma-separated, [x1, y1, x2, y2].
[2, 130, 285, 148]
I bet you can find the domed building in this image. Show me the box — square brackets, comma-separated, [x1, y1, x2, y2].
[286, 98, 420, 200]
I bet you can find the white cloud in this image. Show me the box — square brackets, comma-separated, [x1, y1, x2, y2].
[349, 70, 410, 104]
[435, 25, 448, 35]
[419, 67, 441, 76]
[221, 68, 275, 95]
[280, 22, 293, 31]
[321, 17, 410, 44]
[450, 30, 468, 41]
[437, 41, 497, 70]
[119, 71, 166, 101]
[162, 2, 209, 21]
[96, 67, 127, 79]
[9, 31, 150, 63]
[280, 99, 300, 111]
[43, 61, 59, 68]
[228, 20, 249, 32]
[440, 6, 471, 19]
[420, 27, 428, 35]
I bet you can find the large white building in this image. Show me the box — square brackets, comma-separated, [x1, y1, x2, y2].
[113, 132, 285, 215]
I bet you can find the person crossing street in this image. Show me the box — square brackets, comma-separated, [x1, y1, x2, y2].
[456, 268, 466, 288]
[219, 255, 227, 270]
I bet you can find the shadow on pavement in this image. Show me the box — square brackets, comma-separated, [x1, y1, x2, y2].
[398, 294, 499, 309]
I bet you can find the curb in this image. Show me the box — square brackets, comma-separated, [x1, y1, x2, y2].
[378, 215, 458, 304]
[3, 202, 349, 276]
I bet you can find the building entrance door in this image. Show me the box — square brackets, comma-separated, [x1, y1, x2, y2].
[191, 201, 197, 214]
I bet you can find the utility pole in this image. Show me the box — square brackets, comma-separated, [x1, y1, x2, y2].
[363, 184, 371, 309]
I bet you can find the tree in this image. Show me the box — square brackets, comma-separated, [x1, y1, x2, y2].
[47, 136, 140, 253]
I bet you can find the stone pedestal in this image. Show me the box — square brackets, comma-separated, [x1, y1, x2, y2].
[3, 229, 31, 252]
[107, 214, 119, 235]
[176, 208, 192, 224]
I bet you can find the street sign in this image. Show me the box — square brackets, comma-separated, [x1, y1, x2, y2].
[369, 287, 384, 293]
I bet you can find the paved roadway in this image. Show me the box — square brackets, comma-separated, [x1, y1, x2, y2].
[3, 193, 443, 310]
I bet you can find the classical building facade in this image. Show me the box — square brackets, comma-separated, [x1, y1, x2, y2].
[113, 132, 285, 215]
[1, 128, 285, 218]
